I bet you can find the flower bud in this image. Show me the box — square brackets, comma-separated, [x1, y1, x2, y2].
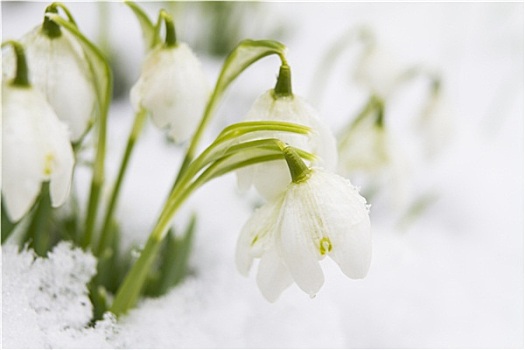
[130, 43, 209, 143]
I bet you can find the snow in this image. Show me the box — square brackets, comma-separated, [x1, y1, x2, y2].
[2, 242, 99, 348]
[2, 1, 523, 348]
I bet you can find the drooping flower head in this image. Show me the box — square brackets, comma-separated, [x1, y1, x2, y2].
[2, 4, 97, 142]
[237, 64, 338, 200]
[236, 147, 371, 302]
[2, 41, 74, 222]
[337, 95, 390, 176]
[130, 12, 209, 143]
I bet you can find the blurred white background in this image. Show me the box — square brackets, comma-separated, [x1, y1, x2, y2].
[2, 1, 523, 348]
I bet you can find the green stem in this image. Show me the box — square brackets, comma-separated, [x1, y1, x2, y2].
[96, 108, 147, 256]
[42, 4, 62, 38]
[273, 64, 293, 98]
[23, 183, 52, 257]
[110, 233, 163, 315]
[2, 41, 30, 87]
[159, 10, 177, 47]
[46, 14, 113, 251]
[51, 2, 78, 26]
[281, 145, 312, 183]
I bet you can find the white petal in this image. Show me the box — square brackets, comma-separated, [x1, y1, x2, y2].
[132, 43, 209, 143]
[45, 122, 74, 208]
[2, 87, 48, 220]
[235, 165, 254, 193]
[278, 191, 325, 296]
[310, 119, 338, 171]
[238, 91, 338, 199]
[235, 199, 282, 276]
[2, 113, 42, 222]
[19, 27, 96, 142]
[251, 160, 291, 201]
[329, 217, 372, 279]
[256, 250, 293, 302]
[307, 169, 372, 279]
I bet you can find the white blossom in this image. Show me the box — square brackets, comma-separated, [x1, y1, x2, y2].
[236, 168, 371, 302]
[130, 43, 209, 143]
[2, 84, 74, 222]
[2, 27, 97, 142]
[236, 91, 338, 200]
[337, 111, 389, 176]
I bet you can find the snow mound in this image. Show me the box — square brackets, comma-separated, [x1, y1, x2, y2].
[2, 242, 105, 348]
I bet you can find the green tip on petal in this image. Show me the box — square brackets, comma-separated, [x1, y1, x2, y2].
[281, 145, 312, 183]
[42, 4, 62, 38]
[273, 64, 293, 98]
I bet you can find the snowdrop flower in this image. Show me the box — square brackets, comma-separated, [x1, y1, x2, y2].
[237, 65, 338, 200]
[337, 97, 389, 176]
[2, 43, 74, 222]
[130, 42, 209, 143]
[2, 6, 97, 142]
[237, 148, 371, 302]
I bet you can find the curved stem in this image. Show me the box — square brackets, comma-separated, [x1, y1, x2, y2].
[51, 2, 78, 26]
[171, 40, 288, 189]
[159, 10, 177, 47]
[110, 232, 163, 315]
[47, 13, 113, 250]
[96, 108, 147, 256]
[2, 41, 30, 87]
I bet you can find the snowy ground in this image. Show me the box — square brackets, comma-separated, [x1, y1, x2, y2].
[2, 2, 523, 348]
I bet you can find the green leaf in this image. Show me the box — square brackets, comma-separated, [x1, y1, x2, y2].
[189, 121, 311, 175]
[110, 235, 162, 316]
[22, 183, 53, 257]
[216, 120, 310, 143]
[1, 202, 16, 244]
[124, 1, 161, 51]
[88, 283, 109, 323]
[145, 215, 197, 297]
